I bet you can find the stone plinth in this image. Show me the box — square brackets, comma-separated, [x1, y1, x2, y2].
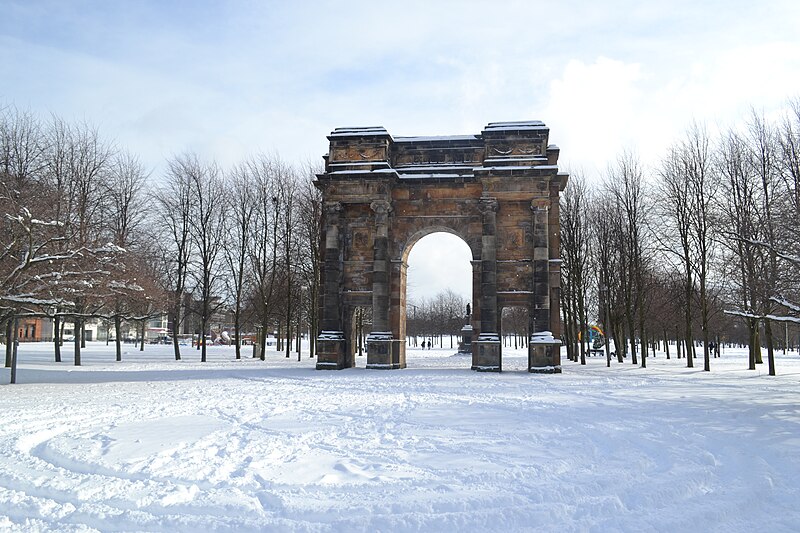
[316, 331, 347, 370]
[529, 331, 562, 373]
[366, 333, 405, 369]
[457, 324, 473, 354]
[473, 333, 501, 372]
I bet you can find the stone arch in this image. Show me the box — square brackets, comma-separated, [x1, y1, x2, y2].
[399, 228, 476, 359]
[314, 122, 568, 373]
[399, 225, 480, 264]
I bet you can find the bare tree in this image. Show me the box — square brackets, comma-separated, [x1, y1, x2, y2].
[717, 128, 764, 369]
[591, 190, 625, 364]
[184, 155, 225, 363]
[605, 151, 649, 367]
[560, 172, 591, 364]
[247, 155, 285, 359]
[683, 123, 718, 372]
[297, 162, 323, 358]
[656, 123, 718, 370]
[153, 155, 194, 361]
[223, 162, 257, 359]
[273, 166, 301, 359]
[103, 151, 150, 361]
[657, 142, 696, 367]
[47, 118, 114, 365]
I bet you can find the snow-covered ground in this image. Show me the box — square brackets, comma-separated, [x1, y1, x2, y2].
[1, 342, 799, 532]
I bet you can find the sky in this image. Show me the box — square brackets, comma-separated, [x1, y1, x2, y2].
[3, 0, 800, 301]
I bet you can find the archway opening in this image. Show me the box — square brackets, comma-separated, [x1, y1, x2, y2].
[501, 306, 530, 371]
[404, 231, 473, 367]
[349, 305, 371, 368]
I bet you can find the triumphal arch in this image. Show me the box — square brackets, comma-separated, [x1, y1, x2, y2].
[314, 121, 568, 373]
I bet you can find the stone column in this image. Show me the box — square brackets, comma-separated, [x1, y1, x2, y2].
[367, 199, 402, 369]
[473, 197, 502, 371]
[529, 198, 561, 373]
[316, 201, 347, 369]
[530, 199, 550, 331]
[479, 197, 499, 333]
[370, 200, 391, 333]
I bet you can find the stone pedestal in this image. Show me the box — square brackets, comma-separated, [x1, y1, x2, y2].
[366, 333, 405, 369]
[316, 331, 347, 370]
[473, 333, 501, 372]
[457, 324, 473, 354]
[529, 331, 562, 373]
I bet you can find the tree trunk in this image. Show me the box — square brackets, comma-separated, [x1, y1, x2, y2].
[201, 318, 207, 362]
[309, 310, 316, 358]
[748, 319, 757, 370]
[139, 321, 145, 351]
[579, 306, 587, 366]
[234, 314, 241, 360]
[628, 318, 637, 366]
[754, 326, 763, 364]
[54, 315, 62, 363]
[285, 304, 291, 358]
[171, 307, 182, 360]
[663, 329, 670, 359]
[613, 320, 624, 363]
[765, 319, 776, 376]
[10, 317, 19, 384]
[172, 331, 182, 361]
[259, 319, 268, 360]
[74, 318, 82, 366]
[115, 316, 122, 362]
[563, 305, 573, 362]
[285, 314, 291, 359]
[684, 324, 694, 367]
[640, 326, 647, 369]
[5, 319, 13, 368]
[81, 321, 86, 349]
[639, 305, 647, 368]
[296, 307, 301, 361]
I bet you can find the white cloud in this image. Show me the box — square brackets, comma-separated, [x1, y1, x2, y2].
[543, 57, 643, 174]
[407, 233, 473, 303]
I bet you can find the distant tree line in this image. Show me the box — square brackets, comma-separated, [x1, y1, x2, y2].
[5, 96, 799, 380]
[560, 99, 800, 375]
[1, 105, 322, 376]
[406, 289, 467, 348]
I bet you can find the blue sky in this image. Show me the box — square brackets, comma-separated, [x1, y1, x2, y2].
[3, 0, 799, 300]
[4, 0, 798, 173]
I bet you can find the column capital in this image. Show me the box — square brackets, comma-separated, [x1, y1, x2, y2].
[370, 199, 392, 215]
[323, 201, 343, 217]
[479, 197, 498, 215]
[531, 198, 550, 211]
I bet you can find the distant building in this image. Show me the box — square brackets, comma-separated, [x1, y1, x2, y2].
[16, 318, 54, 342]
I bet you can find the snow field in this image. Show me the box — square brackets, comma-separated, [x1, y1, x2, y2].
[1, 342, 799, 532]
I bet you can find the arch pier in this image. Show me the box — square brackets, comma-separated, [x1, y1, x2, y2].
[314, 121, 568, 372]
